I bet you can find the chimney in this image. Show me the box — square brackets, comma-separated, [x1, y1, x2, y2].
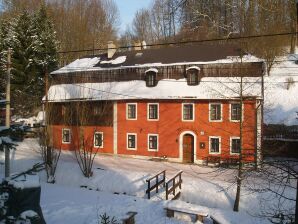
[134, 41, 142, 51]
[108, 41, 116, 59]
[142, 41, 147, 49]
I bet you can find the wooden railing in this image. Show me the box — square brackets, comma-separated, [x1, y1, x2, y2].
[145, 170, 166, 199]
[166, 171, 183, 200]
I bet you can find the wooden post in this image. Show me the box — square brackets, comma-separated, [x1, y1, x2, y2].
[173, 178, 176, 196]
[5, 48, 12, 178]
[147, 181, 150, 199]
[166, 182, 168, 200]
[179, 173, 182, 189]
[156, 176, 158, 193]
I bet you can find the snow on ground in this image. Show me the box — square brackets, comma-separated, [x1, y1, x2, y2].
[0, 139, 295, 224]
[263, 55, 298, 125]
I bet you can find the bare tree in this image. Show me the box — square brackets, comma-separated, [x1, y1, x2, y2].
[39, 68, 61, 183]
[246, 159, 298, 223]
[65, 100, 112, 178]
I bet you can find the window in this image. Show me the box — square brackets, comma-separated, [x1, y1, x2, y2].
[126, 103, 137, 120]
[231, 137, 240, 154]
[62, 128, 71, 144]
[145, 71, 157, 87]
[148, 103, 159, 120]
[148, 134, 158, 151]
[127, 133, 137, 150]
[230, 103, 241, 121]
[209, 137, 220, 154]
[210, 103, 222, 121]
[94, 132, 103, 148]
[182, 103, 194, 121]
[186, 69, 199, 85]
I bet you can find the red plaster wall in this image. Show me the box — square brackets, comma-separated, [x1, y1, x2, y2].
[50, 100, 257, 162]
[117, 100, 257, 162]
[51, 125, 113, 154]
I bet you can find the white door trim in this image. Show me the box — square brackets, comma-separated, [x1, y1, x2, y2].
[179, 131, 197, 163]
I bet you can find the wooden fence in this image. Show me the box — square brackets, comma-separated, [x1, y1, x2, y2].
[145, 170, 166, 199]
[166, 171, 183, 200]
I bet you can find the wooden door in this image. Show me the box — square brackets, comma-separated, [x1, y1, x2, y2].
[183, 134, 194, 163]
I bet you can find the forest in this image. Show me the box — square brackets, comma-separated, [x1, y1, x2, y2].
[0, 0, 297, 115]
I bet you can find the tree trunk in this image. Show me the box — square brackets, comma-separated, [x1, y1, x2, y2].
[233, 62, 244, 212]
[233, 166, 242, 211]
[295, 178, 298, 223]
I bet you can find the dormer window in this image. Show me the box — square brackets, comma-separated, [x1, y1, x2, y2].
[186, 66, 200, 86]
[145, 68, 158, 87]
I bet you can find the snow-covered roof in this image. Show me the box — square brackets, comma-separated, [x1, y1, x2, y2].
[46, 77, 262, 102]
[47, 45, 298, 125]
[46, 73, 298, 126]
[186, 66, 201, 71]
[145, 68, 158, 73]
[51, 44, 262, 74]
[52, 55, 261, 74]
[100, 56, 127, 65]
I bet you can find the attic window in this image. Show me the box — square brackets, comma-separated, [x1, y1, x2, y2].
[145, 68, 158, 87]
[186, 66, 200, 86]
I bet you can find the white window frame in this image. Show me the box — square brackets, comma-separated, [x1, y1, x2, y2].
[147, 134, 159, 151]
[147, 103, 159, 121]
[209, 136, 221, 154]
[147, 73, 156, 86]
[187, 69, 199, 85]
[182, 103, 195, 122]
[62, 128, 71, 144]
[209, 103, 222, 122]
[229, 102, 244, 122]
[230, 137, 240, 155]
[126, 103, 137, 120]
[127, 133, 137, 150]
[94, 132, 104, 148]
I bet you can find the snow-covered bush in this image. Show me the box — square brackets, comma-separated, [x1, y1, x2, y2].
[98, 213, 118, 224]
[286, 77, 295, 90]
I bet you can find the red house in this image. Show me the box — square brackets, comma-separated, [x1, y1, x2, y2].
[46, 44, 264, 165]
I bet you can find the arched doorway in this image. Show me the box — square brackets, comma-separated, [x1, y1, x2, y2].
[182, 134, 194, 163]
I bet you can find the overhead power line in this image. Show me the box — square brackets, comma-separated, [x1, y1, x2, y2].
[44, 78, 297, 103]
[56, 31, 298, 54]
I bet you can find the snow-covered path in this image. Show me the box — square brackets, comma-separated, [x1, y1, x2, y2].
[1, 139, 294, 223]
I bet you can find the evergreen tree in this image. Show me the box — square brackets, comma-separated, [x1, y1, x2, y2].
[0, 7, 58, 116]
[30, 5, 59, 112]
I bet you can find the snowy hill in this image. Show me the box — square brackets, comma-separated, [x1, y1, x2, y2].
[264, 54, 298, 125]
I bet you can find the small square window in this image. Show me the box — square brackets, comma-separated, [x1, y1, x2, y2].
[231, 138, 240, 154]
[94, 132, 103, 148]
[146, 72, 157, 87]
[148, 104, 159, 120]
[127, 104, 137, 120]
[127, 134, 137, 150]
[183, 104, 194, 121]
[148, 134, 158, 151]
[187, 70, 199, 85]
[210, 104, 222, 121]
[209, 137, 220, 154]
[62, 129, 71, 144]
[231, 103, 241, 121]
